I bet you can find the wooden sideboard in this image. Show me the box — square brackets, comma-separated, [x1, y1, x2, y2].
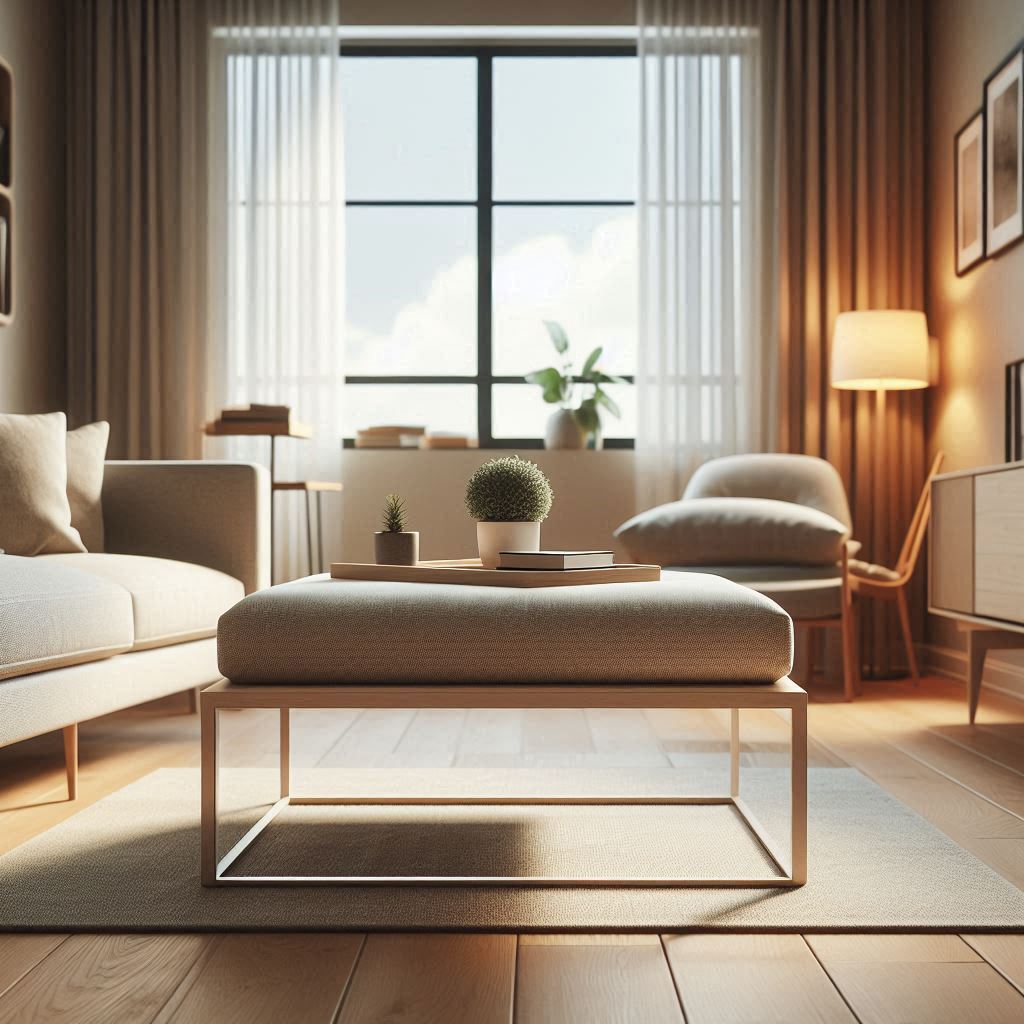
[930, 460, 1024, 721]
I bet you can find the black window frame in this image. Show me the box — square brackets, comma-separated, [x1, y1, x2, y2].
[340, 43, 637, 449]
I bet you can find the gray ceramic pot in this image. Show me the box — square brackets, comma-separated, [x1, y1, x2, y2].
[374, 531, 419, 566]
[544, 408, 586, 449]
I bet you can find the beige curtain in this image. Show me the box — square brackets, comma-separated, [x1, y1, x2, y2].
[763, 0, 927, 674]
[67, 1, 210, 459]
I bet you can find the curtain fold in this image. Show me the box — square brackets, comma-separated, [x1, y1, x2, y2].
[67, 0, 210, 459]
[637, 0, 926, 673]
[764, 0, 927, 674]
[205, 0, 345, 584]
[636, 0, 774, 511]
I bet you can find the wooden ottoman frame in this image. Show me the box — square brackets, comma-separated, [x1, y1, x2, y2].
[200, 678, 808, 888]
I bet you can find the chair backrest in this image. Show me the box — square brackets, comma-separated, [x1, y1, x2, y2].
[683, 454, 853, 529]
[894, 451, 945, 582]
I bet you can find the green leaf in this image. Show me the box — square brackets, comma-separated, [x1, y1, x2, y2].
[574, 398, 601, 433]
[592, 371, 629, 386]
[543, 320, 570, 356]
[525, 366, 568, 405]
[595, 388, 621, 418]
[581, 346, 603, 378]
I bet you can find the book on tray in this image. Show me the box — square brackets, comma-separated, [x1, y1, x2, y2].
[220, 403, 292, 421]
[497, 550, 615, 570]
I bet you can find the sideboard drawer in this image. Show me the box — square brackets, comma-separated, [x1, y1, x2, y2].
[930, 476, 974, 614]
[975, 468, 1024, 624]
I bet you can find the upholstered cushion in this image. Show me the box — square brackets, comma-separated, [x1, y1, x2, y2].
[38, 553, 244, 650]
[0, 412, 85, 556]
[663, 566, 842, 621]
[615, 497, 850, 568]
[61, 421, 109, 552]
[683, 453, 853, 529]
[848, 558, 900, 582]
[0, 555, 133, 681]
[217, 573, 794, 685]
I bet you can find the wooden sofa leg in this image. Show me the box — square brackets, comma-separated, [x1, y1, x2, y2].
[63, 724, 79, 801]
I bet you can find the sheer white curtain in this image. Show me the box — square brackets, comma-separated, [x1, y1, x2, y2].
[206, 0, 345, 582]
[636, 0, 774, 510]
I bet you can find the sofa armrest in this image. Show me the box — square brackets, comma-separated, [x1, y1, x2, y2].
[102, 461, 270, 593]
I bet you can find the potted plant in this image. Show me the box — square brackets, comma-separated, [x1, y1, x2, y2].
[525, 320, 628, 450]
[374, 493, 419, 566]
[465, 456, 553, 568]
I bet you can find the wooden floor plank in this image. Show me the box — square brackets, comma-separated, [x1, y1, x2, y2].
[516, 935, 683, 1024]
[662, 934, 857, 1023]
[823, 962, 1024, 1024]
[336, 934, 514, 1024]
[0, 936, 67, 1000]
[806, 933, 982, 963]
[0, 934, 208, 1024]
[316, 710, 415, 768]
[390, 709, 467, 768]
[158, 933, 362, 1024]
[963, 934, 1024, 996]
[585, 708, 670, 766]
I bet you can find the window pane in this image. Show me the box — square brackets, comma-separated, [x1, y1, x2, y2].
[341, 57, 476, 200]
[344, 385, 477, 437]
[492, 383, 636, 440]
[346, 207, 477, 375]
[494, 57, 637, 200]
[493, 206, 637, 377]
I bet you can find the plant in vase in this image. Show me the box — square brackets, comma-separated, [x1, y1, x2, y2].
[374, 493, 419, 566]
[465, 456, 554, 568]
[525, 320, 628, 450]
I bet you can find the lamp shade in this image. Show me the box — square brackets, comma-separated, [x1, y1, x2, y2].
[830, 310, 930, 391]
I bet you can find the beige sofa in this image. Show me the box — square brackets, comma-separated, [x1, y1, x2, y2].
[0, 460, 269, 798]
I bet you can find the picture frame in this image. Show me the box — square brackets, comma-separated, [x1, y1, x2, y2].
[1008, 358, 1023, 463]
[955, 110, 985, 274]
[984, 45, 1024, 257]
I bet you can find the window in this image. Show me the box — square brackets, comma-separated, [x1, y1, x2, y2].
[341, 46, 638, 446]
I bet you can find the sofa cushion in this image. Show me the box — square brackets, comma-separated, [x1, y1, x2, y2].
[0, 412, 85, 556]
[217, 573, 794, 685]
[61, 421, 110, 552]
[615, 497, 850, 567]
[0, 555, 133, 681]
[38, 553, 244, 651]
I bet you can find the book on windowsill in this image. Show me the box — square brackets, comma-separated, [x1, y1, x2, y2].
[497, 550, 615, 570]
[220, 403, 292, 421]
[418, 432, 477, 449]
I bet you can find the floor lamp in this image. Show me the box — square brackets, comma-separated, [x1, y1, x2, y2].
[831, 310, 931, 674]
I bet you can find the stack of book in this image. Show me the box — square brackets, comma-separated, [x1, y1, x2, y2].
[418, 432, 477, 450]
[354, 425, 425, 449]
[208, 404, 312, 436]
[497, 550, 615, 570]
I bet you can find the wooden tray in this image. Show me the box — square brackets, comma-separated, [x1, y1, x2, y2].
[329, 558, 661, 588]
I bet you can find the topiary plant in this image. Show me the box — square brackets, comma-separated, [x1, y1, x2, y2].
[465, 456, 553, 523]
[380, 493, 407, 533]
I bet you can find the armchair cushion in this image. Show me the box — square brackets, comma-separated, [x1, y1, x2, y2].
[615, 496, 851, 567]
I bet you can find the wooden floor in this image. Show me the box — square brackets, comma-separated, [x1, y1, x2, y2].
[1, 674, 1024, 1022]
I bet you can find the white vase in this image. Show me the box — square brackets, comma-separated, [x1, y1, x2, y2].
[476, 521, 541, 569]
[544, 408, 586, 449]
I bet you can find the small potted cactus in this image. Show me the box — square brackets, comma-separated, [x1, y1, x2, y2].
[374, 493, 419, 566]
[464, 456, 554, 568]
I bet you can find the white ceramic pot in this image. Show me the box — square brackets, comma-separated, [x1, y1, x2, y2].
[476, 521, 541, 569]
[544, 408, 586, 450]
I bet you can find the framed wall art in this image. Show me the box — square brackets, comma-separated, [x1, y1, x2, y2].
[955, 110, 985, 274]
[985, 46, 1023, 256]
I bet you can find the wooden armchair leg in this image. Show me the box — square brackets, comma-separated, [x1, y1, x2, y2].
[896, 588, 920, 687]
[63, 723, 78, 801]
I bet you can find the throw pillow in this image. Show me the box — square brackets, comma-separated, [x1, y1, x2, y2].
[614, 496, 850, 567]
[0, 412, 85, 555]
[56, 420, 110, 552]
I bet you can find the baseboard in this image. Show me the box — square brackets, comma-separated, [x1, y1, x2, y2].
[920, 642, 1024, 704]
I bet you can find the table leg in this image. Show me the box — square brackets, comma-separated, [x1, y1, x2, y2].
[966, 629, 1024, 723]
[790, 701, 808, 885]
[305, 491, 314, 578]
[280, 708, 291, 799]
[730, 708, 740, 797]
[316, 491, 324, 573]
[200, 698, 220, 886]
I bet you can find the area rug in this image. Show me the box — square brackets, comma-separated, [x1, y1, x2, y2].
[2, 766, 1023, 932]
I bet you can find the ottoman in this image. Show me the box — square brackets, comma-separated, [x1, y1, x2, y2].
[204, 572, 807, 888]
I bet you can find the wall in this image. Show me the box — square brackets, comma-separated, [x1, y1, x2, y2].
[340, 450, 636, 564]
[0, 0, 66, 413]
[925, 0, 1024, 697]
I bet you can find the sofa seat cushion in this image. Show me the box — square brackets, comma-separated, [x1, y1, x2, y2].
[0, 555, 134, 680]
[663, 565, 841, 621]
[38, 553, 244, 651]
[217, 572, 794, 685]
